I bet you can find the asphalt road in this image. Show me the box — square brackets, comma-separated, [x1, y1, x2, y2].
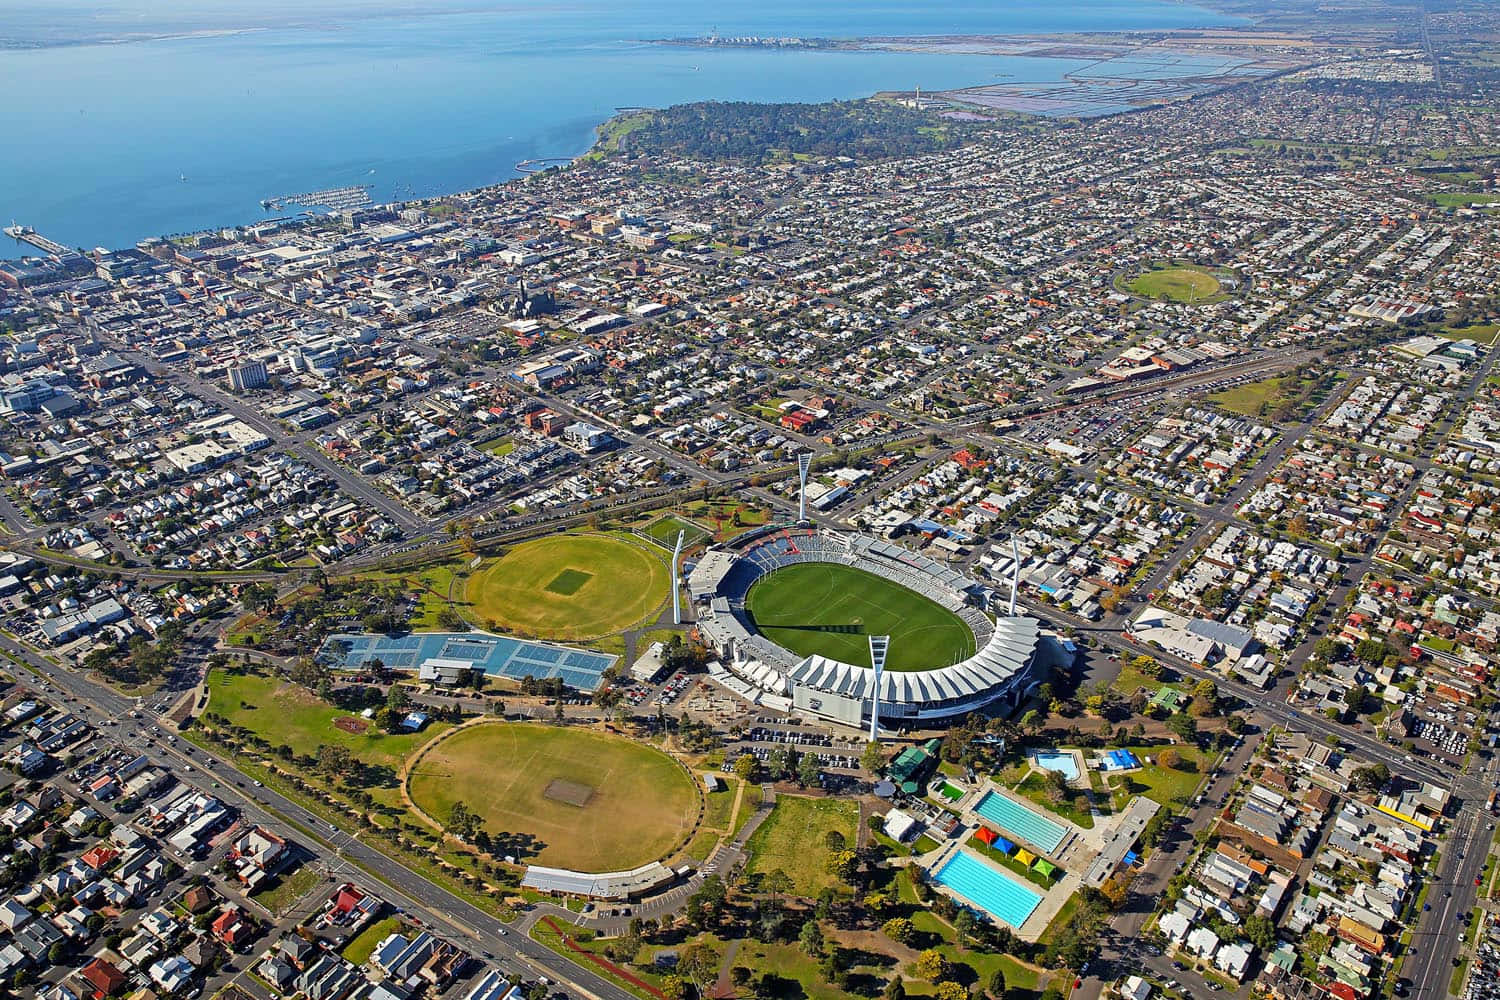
[4, 636, 638, 1000]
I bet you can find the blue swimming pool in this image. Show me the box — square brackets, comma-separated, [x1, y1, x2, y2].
[1034, 750, 1080, 782]
[934, 850, 1043, 930]
[974, 791, 1068, 854]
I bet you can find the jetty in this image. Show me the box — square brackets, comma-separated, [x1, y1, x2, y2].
[3, 225, 80, 260]
[515, 157, 574, 173]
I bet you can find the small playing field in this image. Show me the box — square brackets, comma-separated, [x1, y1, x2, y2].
[464, 534, 669, 639]
[745, 795, 859, 896]
[1124, 265, 1222, 303]
[745, 562, 975, 671]
[407, 723, 699, 872]
[643, 514, 710, 550]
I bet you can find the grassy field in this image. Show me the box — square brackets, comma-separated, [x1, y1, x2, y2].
[1106, 744, 1212, 808]
[643, 515, 710, 550]
[343, 916, 403, 964]
[745, 563, 975, 671]
[1431, 192, 1500, 207]
[1209, 375, 1295, 417]
[407, 722, 699, 872]
[203, 669, 442, 804]
[744, 795, 858, 896]
[1441, 324, 1500, 344]
[1124, 265, 1222, 303]
[250, 864, 320, 916]
[464, 534, 669, 640]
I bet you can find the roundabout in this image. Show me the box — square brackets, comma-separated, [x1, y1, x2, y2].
[406, 721, 701, 873]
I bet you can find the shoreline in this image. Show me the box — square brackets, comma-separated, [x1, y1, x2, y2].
[3, 14, 1319, 260]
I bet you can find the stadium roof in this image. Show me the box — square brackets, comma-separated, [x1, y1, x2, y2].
[784, 615, 1040, 704]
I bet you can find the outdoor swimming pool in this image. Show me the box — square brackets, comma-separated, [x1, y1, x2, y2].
[974, 790, 1068, 854]
[934, 849, 1043, 930]
[1034, 750, 1081, 782]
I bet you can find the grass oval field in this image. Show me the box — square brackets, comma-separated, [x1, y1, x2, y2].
[463, 533, 669, 639]
[1124, 265, 1221, 303]
[744, 562, 976, 672]
[407, 723, 699, 872]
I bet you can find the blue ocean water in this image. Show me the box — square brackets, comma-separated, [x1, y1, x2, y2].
[0, 1, 1239, 253]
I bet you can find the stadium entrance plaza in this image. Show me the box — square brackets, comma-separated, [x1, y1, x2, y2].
[918, 780, 1148, 941]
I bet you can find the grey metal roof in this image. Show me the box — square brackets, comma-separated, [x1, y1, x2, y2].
[785, 615, 1040, 704]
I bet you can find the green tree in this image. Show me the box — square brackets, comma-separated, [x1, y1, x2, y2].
[882, 917, 916, 946]
[826, 850, 860, 885]
[799, 919, 826, 956]
[1165, 713, 1197, 742]
[862, 741, 887, 774]
[913, 950, 950, 984]
[734, 754, 759, 782]
[1131, 654, 1161, 678]
[1351, 763, 1390, 793]
[884, 977, 907, 1000]
[797, 753, 821, 787]
[678, 942, 721, 996]
[987, 968, 1007, 999]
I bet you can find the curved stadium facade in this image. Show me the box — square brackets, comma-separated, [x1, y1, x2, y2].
[688, 525, 1046, 730]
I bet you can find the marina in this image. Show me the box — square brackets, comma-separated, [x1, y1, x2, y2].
[260, 185, 373, 213]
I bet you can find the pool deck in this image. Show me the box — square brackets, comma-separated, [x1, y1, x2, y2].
[1030, 748, 1089, 789]
[918, 780, 1154, 941]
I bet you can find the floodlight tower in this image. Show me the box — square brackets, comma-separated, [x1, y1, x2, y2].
[671, 529, 686, 625]
[868, 634, 890, 741]
[797, 452, 812, 524]
[1009, 536, 1020, 617]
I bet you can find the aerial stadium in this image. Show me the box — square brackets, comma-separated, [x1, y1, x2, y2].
[689, 524, 1059, 732]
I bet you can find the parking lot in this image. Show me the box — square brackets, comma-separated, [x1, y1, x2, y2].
[1462, 912, 1500, 1000]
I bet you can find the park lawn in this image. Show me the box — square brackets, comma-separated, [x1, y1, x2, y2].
[745, 562, 975, 672]
[464, 534, 669, 640]
[893, 878, 1046, 996]
[1014, 772, 1094, 829]
[343, 916, 403, 964]
[203, 668, 443, 777]
[250, 864, 320, 916]
[407, 722, 699, 872]
[1124, 265, 1221, 303]
[1108, 744, 1212, 807]
[1110, 659, 1180, 697]
[745, 795, 858, 896]
[701, 775, 740, 831]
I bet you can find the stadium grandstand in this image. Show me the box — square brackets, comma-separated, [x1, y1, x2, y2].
[690, 525, 1058, 730]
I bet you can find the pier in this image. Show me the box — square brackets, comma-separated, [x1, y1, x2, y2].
[3, 225, 80, 260]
